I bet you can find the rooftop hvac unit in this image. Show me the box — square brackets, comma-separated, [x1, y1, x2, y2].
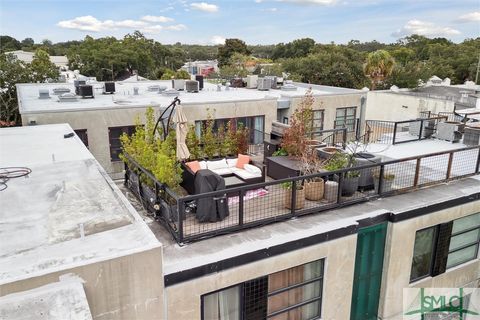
[103, 82, 115, 94]
[78, 85, 94, 99]
[58, 93, 78, 102]
[436, 121, 464, 142]
[133, 87, 139, 95]
[195, 75, 204, 90]
[52, 87, 70, 95]
[172, 79, 185, 91]
[162, 89, 179, 97]
[148, 85, 160, 92]
[265, 76, 278, 89]
[257, 78, 272, 91]
[38, 89, 50, 99]
[74, 80, 86, 95]
[246, 75, 258, 89]
[185, 80, 199, 92]
[464, 127, 480, 146]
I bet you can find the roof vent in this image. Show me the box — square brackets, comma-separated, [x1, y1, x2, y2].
[281, 83, 297, 91]
[79, 85, 94, 99]
[38, 89, 50, 99]
[58, 93, 78, 102]
[52, 87, 70, 95]
[172, 79, 185, 91]
[103, 82, 115, 94]
[185, 80, 199, 93]
[133, 87, 139, 95]
[74, 80, 86, 95]
[162, 89, 179, 97]
[158, 86, 167, 92]
[148, 85, 160, 92]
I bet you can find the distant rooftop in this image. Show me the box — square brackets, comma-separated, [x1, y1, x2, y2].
[0, 124, 160, 284]
[17, 80, 362, 114]
[6, 50, 68, 67]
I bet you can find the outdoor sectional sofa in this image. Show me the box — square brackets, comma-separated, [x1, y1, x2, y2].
[181, 156, 265, 195]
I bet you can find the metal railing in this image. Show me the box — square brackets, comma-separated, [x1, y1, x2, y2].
[124, 145, 480, 244]
[365, 116, 448, 145]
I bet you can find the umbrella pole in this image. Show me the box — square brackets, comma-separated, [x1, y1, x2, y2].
[152, 97, 181, 140]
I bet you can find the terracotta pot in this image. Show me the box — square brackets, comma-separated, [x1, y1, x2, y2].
[284, 188, 305, 209]
[305, 180, 324, 201]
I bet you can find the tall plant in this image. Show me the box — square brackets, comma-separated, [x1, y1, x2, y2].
[203, 116, 216, 159]
[186, 124, 201, 160]
[224, 120, 238, 155]
[217, 124, 229, 157]
[236, 124, 250, 154]
[281, 88, 315, 157]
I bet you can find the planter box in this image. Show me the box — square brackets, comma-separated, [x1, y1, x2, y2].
[284, 189, 305, 209]
[304, 180, 324, 201]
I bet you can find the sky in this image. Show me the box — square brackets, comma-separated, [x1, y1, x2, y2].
[0, 0, 478, 45]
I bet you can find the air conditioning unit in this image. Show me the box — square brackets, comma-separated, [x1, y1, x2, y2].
[266, 76, 278, 89]
[257, 78, 272, 91]
[246, 75, 258, 88]
[58, 93, 78, 102]
[38, 89, 50, 99]
[103, 82, 115, 94]
[172, 79, 185, 91]
[464, 127, 480, 146]
[78, 85, 94, 98]
[74, 80, 86, 95]
[436, 121, 464, 142]
[195, 75, 204, 90]
[52, 87, 70, 95]
[162, 89, 179, 97]
[185, 80, 199, 92]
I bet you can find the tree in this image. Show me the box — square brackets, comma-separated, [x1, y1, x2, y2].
[0, 36, 21, 52]
[31, 49, 59, 82]
[364, 50, 395, 90]
[217, 38, 251, 67]
[21, 38, 35, 48]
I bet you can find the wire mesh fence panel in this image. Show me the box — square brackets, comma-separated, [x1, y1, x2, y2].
[242, 182, 291, 223]
[416, 153, 450, 186]
[382, 161, 417, 193]
[365, 121, 395, 144]
[449, 148, 480, 178]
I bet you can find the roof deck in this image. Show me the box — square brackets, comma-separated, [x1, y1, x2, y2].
[17, 80, 361, 114]
[0, 124, 160, 284]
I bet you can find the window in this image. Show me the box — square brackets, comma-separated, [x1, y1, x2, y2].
[195, 116, 265, 145]
[202, 259, 324, 320]
[311, 110, 324, 139]
[108, 126, 136, 161]
[334, 107, 357, 132]
[409, 213, 480, 282]
[74, 129, 89, 148]
[410, 227, 436, 282]
[447, 213, 480, 268]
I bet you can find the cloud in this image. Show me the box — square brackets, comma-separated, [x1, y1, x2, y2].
[392, 20, 461, 38]
[190, 2, 219, 12]
[262, 7, 278, 12]
[277, 0, 337, 5]
[455, 11, 480, 23]
[210, 35, 225, 45]
[58, 15, 185, 33]
[141, 15, 174, 23]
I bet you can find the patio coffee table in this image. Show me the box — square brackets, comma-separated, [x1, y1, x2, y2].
[224, 175, 246, 189]
[266, 156, 302, 180]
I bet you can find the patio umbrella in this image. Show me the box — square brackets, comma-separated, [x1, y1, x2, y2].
[173, 104, 190, 160]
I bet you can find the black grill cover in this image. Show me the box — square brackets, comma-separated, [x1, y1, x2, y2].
[194, 169, 229, 222]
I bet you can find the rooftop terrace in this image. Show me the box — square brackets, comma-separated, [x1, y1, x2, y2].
[17, 80, 361, 114]
[0, 124, 160, 284]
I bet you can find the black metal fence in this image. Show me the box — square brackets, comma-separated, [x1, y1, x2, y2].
[365, 116, 448, 145]
[124, 146, 480, 244]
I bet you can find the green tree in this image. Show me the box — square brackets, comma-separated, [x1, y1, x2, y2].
[21, 38, 35, 48]
[217, 38, 251, 67]
[31, 49, 59, 82]
[0, 36, 21, 52]
[364, 50, 395, 90]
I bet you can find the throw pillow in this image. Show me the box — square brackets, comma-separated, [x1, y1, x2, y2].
[186, 161, 200, 173]
[236, 154, 250, 169]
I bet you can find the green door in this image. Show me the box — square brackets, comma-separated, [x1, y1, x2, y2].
[350, 222, 388, 320]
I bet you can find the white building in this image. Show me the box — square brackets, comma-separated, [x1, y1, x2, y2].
[6, 50, 68, 68]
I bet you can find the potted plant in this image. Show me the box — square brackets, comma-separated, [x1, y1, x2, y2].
[300, 150, 325, 201]
[224, 120, 238, 156]
[323, 152, 359, 197]
[202, 117, 216, 159]
[281, 181, 305, 210]
[373, 170, 395, 193]
[186, 124, 201, 160]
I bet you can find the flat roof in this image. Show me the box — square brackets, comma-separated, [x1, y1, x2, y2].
[0, 124, 160, 284]
[0, 275, 92, 320]
[17, 80, 362, 114]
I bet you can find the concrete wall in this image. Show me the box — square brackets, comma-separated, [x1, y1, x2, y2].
[21, 99, 277, 178]
[378, 200, 480, 319]
[165, 234, 357, 320]
[287, 93, 364, 131]
[366, 91, 455, 121]
[0, 247, 165, 320]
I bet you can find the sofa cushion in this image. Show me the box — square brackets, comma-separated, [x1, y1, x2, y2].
[210, 168, 233, 176]
[186, 161, 200, 173]
[244, 163, 262, 175]
[199, 161, 207, 170]
[226, 158, 238, 168]
[234, 169, 261, 180]
[236, 154, 250, 169]
[207, 159, 228, 170]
